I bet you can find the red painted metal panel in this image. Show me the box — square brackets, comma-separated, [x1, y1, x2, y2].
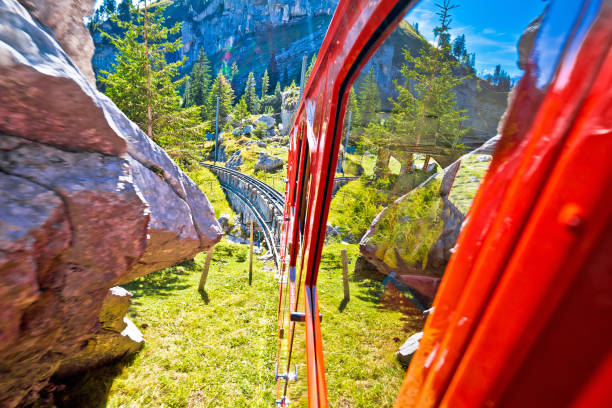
[278, 0, 416, 405]
[397, 1, 612, 406]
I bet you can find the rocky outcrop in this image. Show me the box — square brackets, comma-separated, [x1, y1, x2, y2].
[0, 1, 222, 406]
[17, 0, 96, 84]
[359, 138, 499, 303]
[54, 287, 144, 377]
[254, 152, 284, 172]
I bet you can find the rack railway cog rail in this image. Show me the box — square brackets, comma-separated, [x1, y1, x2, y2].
[276, 0, 612, 407]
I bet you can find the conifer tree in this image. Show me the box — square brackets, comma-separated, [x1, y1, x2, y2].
[452, 34, 466, 59]
[274, 81, 282, 112]
[99, 2, 203, 164]
[244, 72, 260, 114]
[117, 0, 131, 21]
[358, 65, 380, 127]
[261, 69, 270, 99]
[209, 73, 235, 125]
[184, 48, 212, 119]
[234, 95, 249, 123]
[103, 0, 116, 18]
[387, 0, 469, 150]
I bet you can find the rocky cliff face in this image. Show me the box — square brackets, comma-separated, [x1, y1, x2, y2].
[92, 0, 337, 90]
[93, 1, 506, 147]
[0, 1, 222, 406]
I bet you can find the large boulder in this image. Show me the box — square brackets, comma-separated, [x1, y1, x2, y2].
[359, 138, 499, 303]
[254, 152, 284, 172]
[0, 1, 222, 406]
[255, 114, 275, 129]
[54, 287, 144, 377]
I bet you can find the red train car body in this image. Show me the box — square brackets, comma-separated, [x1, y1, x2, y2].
[277, 0, 612, 406]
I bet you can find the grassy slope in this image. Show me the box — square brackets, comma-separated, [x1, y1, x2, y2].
[186, 166, 237, 218]
[59, 241, 417, 407]
[447, 153, 491, 214]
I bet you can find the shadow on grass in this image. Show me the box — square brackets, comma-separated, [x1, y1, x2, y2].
[123, 259, 197, 299]
[338, 297, 350, 312]
[198, 288, 210, 304]
[51, 354, 138, 408]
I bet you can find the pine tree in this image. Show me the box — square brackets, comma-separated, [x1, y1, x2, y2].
[358, 65, 380, 127]
[452, 34, 466, 59]
[274, 81, 282, 112]
[244, 72, 260, 114]
[261, 69, 270, 99]
[99, 2, 203, 164]
[117, 0, 131, 21]
[209, 73, 235, 125]
[387, 0, 469, 150]
[234, 95, 249, 123]
[184, 48, 212, 119]
[103, 0, 116, 18]
[268, 52, 279, 87]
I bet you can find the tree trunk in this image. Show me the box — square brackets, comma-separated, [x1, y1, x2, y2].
[374, 148, 391, 178]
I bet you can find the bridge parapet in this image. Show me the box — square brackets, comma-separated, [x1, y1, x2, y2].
[201, 163, 284, 266]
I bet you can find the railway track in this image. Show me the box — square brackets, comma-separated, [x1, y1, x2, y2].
[201, 163, 285, 266]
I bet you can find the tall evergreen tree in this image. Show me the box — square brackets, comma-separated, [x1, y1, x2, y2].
[99, 3, 203, 164]
[209, 73, 235, 125]
[274, 81, 282, 112]
[387, 0, 469, 150]
[358, 65, 380, 127]
[268, 52, 280, 87]
[117, 0, 131, 21]
[452, 34, 466, 59]
[244, 71, 260, 114]
[184, 48, 212, 119]
[261, 69, 270, 99]
[103, 0, 116, 17]
[234, 95, 249, 123]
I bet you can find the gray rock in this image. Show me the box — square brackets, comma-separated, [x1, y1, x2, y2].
[226, 149, 243, 169]
[257, 140, 267, 148]
[477, 155, 492, 162]
[0, 1, 126, 155]
[397, 332, 423, 366]
[17, 0, 96, 84]
[256, 114, 275, 129]
[254, 152, 284, 172]
[217, 213, 233, 234]
[0, 2, 222, 405]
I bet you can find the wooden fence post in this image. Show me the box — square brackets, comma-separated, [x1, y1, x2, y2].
[341, 249, 350, 300]
[198, 245, 215, 291]
[249, 220, 254, 280]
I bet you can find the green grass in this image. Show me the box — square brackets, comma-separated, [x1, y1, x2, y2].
[56, 240, 418, 407]
[186, 167, 236, 219]
[448, 153, 491, 214]
[287, 242, 419, 407]
[369, 178, 444, 273]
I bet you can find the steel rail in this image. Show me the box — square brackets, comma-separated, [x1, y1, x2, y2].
[202, 163, 284, 213]
[213, 179, 280, 267]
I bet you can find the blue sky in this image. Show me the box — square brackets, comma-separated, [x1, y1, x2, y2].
[404, 0, 548, 78]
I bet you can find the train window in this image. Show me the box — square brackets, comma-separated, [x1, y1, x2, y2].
[318, 0, 549, 404]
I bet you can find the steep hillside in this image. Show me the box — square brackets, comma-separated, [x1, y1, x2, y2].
[92, 0, 338, 91]
[92, 1, 508, 147]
